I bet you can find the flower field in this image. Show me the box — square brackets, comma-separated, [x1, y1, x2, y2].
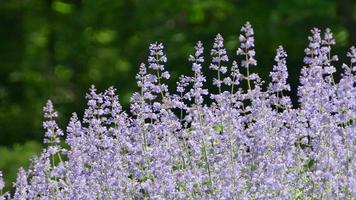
[0, 22, 355, 199]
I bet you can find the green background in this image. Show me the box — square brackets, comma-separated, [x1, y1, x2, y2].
[0, 0, 355, 191]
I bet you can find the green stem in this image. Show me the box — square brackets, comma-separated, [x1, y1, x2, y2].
[245, 49, 251, 91]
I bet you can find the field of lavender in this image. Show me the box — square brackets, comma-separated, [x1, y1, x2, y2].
[0, 22, 355, 199]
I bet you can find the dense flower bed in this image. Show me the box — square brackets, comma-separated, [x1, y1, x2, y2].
[0, 22, 355, 199]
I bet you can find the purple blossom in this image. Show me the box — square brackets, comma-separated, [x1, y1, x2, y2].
[268, 46, 291, 109]
[13, 167, 28, 200]
[210, 34, 229, 93]
[268, 46, 290, 93]
[347, 46, 356, 71]
[186, 41, 208, 105]
[236, 22, 258, 92]
[236, 21, 257, 68]
[1, 23, 355, 200]
[43, 100, 63, 144]
[0, 171, 4, 191]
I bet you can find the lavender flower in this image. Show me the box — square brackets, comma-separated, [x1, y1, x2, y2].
[1, 23, 355, 200]
[347, 46, 356, 72]
[269, 46, 290, 92]
[43, 100, 63, 147]
[210, 34, 229, 93]
[187, 41, 208, 105]
[13, 167, 28, 200]
[148, 42, 170, 97]
[268, 46, 292, 109]
[236, 21, 257, 69]
[304, 28, 323, 66]
[0, 171, 4, 192]
[237, 21, 257, 91]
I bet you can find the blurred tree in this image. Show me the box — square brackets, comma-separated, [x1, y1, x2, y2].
[0, 141, 42, 192]
[337, 0, 356, 46]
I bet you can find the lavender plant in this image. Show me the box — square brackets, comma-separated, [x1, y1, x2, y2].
[0, 22, 355, 200]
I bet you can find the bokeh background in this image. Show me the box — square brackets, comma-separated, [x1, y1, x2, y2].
[0, 0, 355, 190]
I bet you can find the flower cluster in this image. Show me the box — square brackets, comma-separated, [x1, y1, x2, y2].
[0, 22, 355, 200]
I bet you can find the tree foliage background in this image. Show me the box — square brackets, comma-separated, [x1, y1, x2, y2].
[0, 0, 355, 188]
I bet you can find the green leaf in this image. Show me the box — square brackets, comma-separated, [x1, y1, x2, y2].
[52, 1, 73, 14]
[213, 123, 223, 132]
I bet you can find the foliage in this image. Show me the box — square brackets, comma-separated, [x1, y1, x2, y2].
[0, 141, 42, 192]
[0, 22, 355, 199]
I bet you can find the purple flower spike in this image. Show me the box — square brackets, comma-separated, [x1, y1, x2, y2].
[1, 23, 355, 200]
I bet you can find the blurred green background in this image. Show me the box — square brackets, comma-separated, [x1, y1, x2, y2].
[0, 0, 355, 190]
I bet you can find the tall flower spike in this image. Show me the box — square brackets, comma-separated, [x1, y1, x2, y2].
[303, 28, 323, 66]
[83, 85, 108, 128]
[103, 86, 123, 126]
[43, 100, 63, 145]
[322, 28, 338, 75]
[65, 113, 83, 145]
[136, 63, 147, 89]
[268, 46, 290, 93]
[192, 41, 205, 67]
[347, 46, 356, 71]
[131, 63, 156, 118]
[189, 41, 205, 73]
[148, 42, 170, 97]
[148, 42, 167, 71]
[298, 28, 327, 109]
[189, 41, 208, 105]
[224, 60, 242, 94]
[236, 21, 257, 68]
[322, 28, 336, 46]
[13, 167, 28, 199]
[0, 171, 7, 200]
[136, 63, 155, 101]
[0, 171, 4, 192]
[43, 100, 58, 119]
[210, 34, 229, 93]
[341, 46, 356, 76]
[237, 22, 257, 91]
